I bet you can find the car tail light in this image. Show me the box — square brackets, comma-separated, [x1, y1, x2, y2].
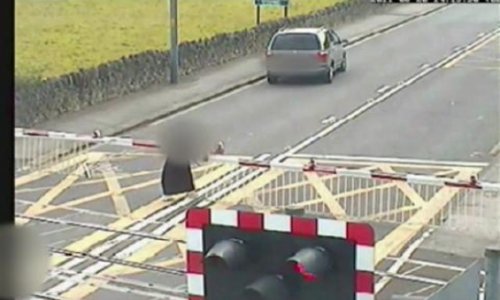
[315, 51, 328, 63]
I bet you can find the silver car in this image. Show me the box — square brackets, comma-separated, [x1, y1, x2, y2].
[265, 27, 348, 84]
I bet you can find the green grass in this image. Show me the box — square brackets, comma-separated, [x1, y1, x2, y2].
[15, 0, 343, 80]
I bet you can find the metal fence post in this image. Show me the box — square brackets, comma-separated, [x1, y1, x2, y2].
[485, 248, 500, 300]
[169, 0, 179, 84]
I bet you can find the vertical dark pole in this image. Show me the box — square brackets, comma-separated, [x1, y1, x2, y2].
[485, 248, 500, 300]
[256, 5, 261, 25]
[284, 5, 288, 18]
[169, 0, 179, 84]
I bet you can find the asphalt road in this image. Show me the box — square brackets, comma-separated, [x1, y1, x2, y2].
[17, 3, 499, 300]
[129, 4, 499, 162]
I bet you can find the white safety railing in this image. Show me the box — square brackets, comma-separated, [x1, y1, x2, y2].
[15, 128, 500, 241]
[213, 157, 500, 241]
[14, 128, 224, 177]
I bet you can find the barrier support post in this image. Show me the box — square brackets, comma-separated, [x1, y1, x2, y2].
[485, 247, 500, 300]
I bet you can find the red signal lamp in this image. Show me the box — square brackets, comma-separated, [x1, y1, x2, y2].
[289, 261, 318, 282]
[285, 247, 331, 283]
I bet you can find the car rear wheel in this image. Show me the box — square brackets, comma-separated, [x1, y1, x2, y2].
[339, 56, 347, 72]
[322, 65, 334, 84]
[267, 74, 278, 85]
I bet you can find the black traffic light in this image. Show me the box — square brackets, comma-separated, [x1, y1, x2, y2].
[185, 208, 375, 300]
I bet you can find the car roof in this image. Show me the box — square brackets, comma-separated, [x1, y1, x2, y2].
[276, 27, 326, 35]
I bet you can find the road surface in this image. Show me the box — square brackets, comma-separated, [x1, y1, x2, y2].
[129, 3, 499, 162]
[14, 3, 499, 300]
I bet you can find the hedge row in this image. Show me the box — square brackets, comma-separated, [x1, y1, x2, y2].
[15, 0, 388, 127]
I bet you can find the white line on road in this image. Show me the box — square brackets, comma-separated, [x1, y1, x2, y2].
[273, 27, 500, 164]
[444, 31, 499, 68]
[321, 115, 337, 125]
[489, 141, 500, 156]
[377, 85, 391, 94]
[375, 229, 434, 293]
[149, 5, 449, 128]
[40, 226, 74, 237]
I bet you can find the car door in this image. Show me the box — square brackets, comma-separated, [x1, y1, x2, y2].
[328, 30, 344, 69]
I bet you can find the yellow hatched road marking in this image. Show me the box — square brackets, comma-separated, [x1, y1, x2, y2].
[214, 170, 284, 209]
[51, 164, 238, 267]
[16, 169, 161, 193]
[106, 257, 185, 277]
[60, 280, 102, 300]
[255, 166, 378, 196]
[101, 161, 131, 217]
[30, 178, 160, 217]
[379, 165, 426, 207]
[35, 164, 237, 216]
[305, 173, 347, 219]
[289, 182, 396, 208]
[61, 166, 250, 298]
[365, 205, 419, 221]
[21, 153, 105, 222]
[15, 153, 91, 187]
[375, 170, 475, 265]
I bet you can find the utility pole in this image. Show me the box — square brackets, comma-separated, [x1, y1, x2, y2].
[169, 0, 179, 84]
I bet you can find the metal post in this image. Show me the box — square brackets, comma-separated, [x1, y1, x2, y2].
[485, 248, 500, 300]
[256, 5, 261, 25]
[284, 6, 288, 18]
[169, 0, 179, 84]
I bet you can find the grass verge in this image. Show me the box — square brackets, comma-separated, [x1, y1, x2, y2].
[16, 0, 344, 79]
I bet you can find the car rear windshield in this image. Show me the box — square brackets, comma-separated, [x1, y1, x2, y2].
[270, 33, 321, 51]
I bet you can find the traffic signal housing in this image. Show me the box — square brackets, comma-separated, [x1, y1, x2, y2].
[186, 208, 375, 300]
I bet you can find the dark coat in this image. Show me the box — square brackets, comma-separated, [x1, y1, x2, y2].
[161, 159, 195, 196]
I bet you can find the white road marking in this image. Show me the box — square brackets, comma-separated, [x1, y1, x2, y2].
[377, 85, 391, 94]
[321, 115, 337, 124]
[49, 239, 71, 248]
[150, 5, 450, 128]
[444, 31, 500, 68]
[375, 229, 434, 293]
[489, 141, 500, 156]
[40, 226, 74, 237]
[273, 27, 500, 163]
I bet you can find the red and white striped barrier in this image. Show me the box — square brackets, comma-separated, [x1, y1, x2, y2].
[15, 128, 500, 191]
[15, 128, 160, 149]
[215, 156, 500, 191]
[15, 127, 225, 155]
